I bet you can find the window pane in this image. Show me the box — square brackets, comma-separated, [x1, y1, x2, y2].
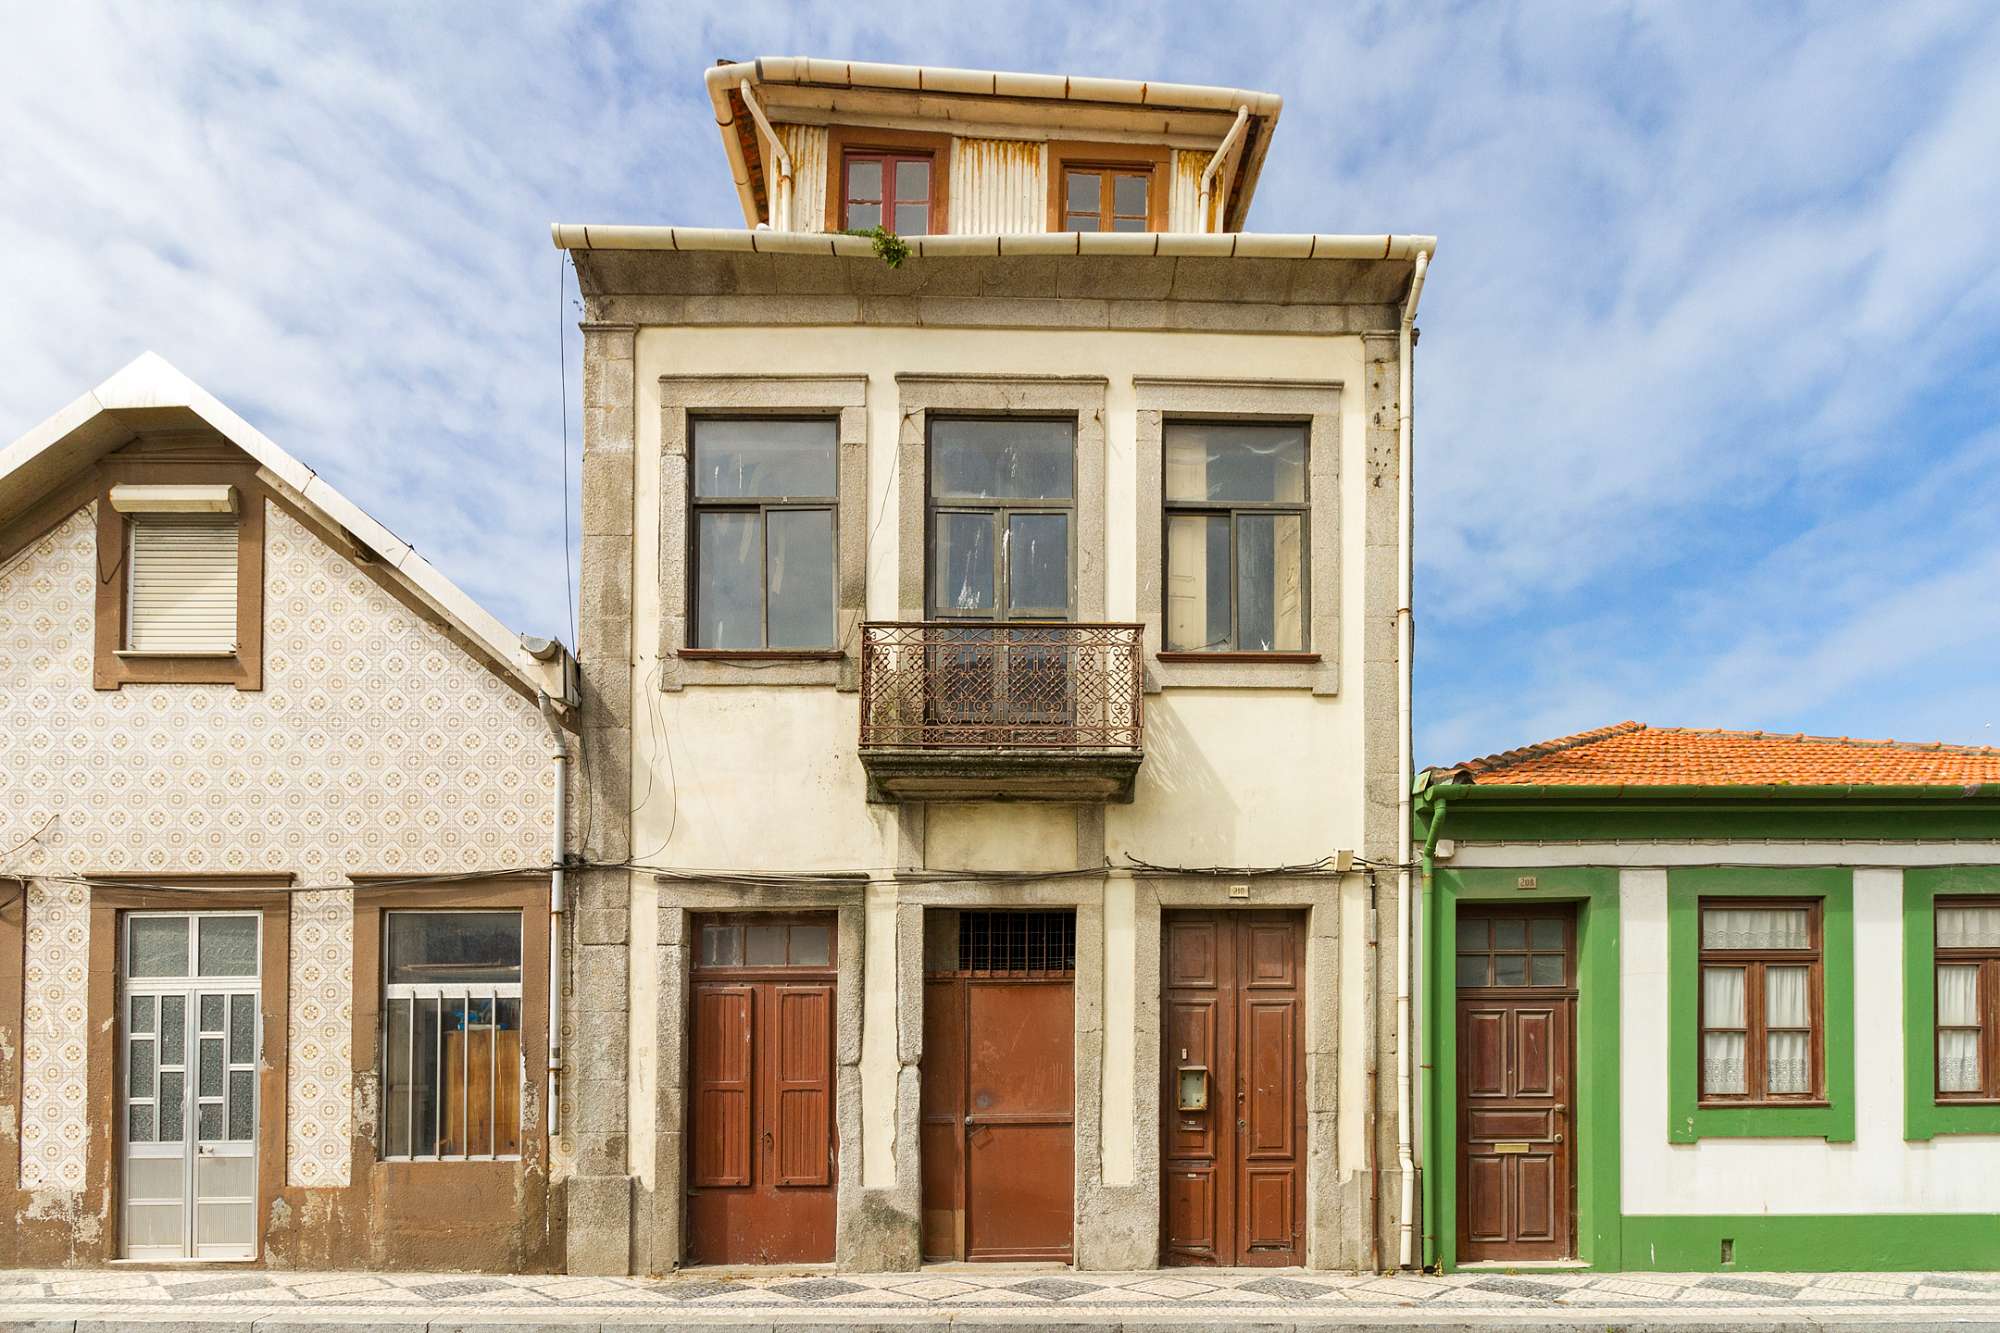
[1455, 919, 1488, 949]
[198, 917, 258, 977]
[1455, 955, 1487, 986]
[766, 509, 835, 648]
[931, 419, 1074, 500]
[1766, 965, 1809, 1027]
[415, 997, 442, 1156]
[1493, 920, 1526, 949]
[746, 924, 786, 966]
[1529, 919, 1564, 949]
[895, 158, 930, 202]
[697, 511, 761, 648]
[1113, 173, 1148, 217]
[1530, 954, 1564, 986]
[129, 917, 189, 978]
[790, 924, 831, 966]
[385, 997, 411, 1157]
[1165, 423, 1307, 503]
[1767, 1031, 1810, 1095]
[846, 156, 881, 200]
[893, 203, 928, 236]
[1938, 905, 2000, 948]
[386, 911, 523, 985]
[160, 995, 185, 1066]
[1237, 513, 1305, 651]
[200, 993, 225, 1033]
[229, 993, 255, 1065]
[1164, 513, 1230, 651]
[1940, 964, 1980, 1025]
[158, 1071, 184, 1142]
[1702, 966, 1746, 1027]
[700, 924, 742, 967]
[1111, 215, 1147, 232]
[129, 1102, 155, 1144]
[693, 419, 836, 499]
[1703, 1032, 1746, 1095]
[1066, 169, 1100, 214]
[1007, 513, 1069, 612]
[1494, 955, 1527, 986]
[845, 199, 881, 230]
[199, 1103, 223, 1141]
[933, 512, 996, 614]
[200, 1036, 224, 1099]
[1065, 212, 1098, 231]
[129, 1037, 155, 1100]
[1702, 906, 1809, 950]
[131, 994, 155, 1033]
[1941, 1029, 1982, 1093]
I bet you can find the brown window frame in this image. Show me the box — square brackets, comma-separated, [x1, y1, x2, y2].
[1697, 897, 1826, 1107]
[1934, 896, 2000, 1103]
[1046, 140, 1169, 233]
[825, 125, 951, 236]
[1159, 417, 1312, 655]
[1453, 907, 1573, 990]
[92, 452, 265, 692]
[691, 913, 839, 980]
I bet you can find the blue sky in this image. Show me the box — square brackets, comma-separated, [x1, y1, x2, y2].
[5, 2, 1998, 766]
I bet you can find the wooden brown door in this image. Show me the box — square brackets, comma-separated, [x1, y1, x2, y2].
[1162, 910, 1306, 1267]
[1455, 905, 1576, 1263]
[921, 910, 1076, 1262]
[687, 915, 836, 1265]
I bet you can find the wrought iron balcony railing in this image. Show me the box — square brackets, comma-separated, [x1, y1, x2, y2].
[858, 621, 1145, 752]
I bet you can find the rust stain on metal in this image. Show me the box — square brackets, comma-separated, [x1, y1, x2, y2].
[859, 621, 1144, 750]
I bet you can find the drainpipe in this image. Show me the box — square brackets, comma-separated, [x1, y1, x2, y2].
[1393, 247, 1430, 1269]
[1417, 788, 1450, 1268]
[1198, 105, 1250, 232]
[537, 691, 569, 1138]
[738, 79, 793, 230]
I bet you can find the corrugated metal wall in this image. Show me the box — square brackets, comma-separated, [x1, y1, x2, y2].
[778, 122, 828, 232]
[1169, 149, 1214, 234]
[950, 137, 1048, 234]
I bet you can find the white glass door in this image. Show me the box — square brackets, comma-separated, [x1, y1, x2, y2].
[121, 912, 261, 1260]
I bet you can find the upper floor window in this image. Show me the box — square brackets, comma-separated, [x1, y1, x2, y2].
[1936, 900, 2000, 1099]
[1699, 901, 1822, 1103]
[97, 475, 264, 691]
[125, 512, 238, 653]
[927, 418, 1075, 621]
[382, 909, 523, 1161]
[690, 418, 839, 650]
[1062, 165, 1150, 231]
[842, 151, 932, 235]
[1163, 422, 1307, 652]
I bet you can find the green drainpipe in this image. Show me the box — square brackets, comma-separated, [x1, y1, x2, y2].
[1413, 777, 1452, 1270]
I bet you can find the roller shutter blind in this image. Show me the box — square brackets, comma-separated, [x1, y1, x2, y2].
[126, 514, 238, 652]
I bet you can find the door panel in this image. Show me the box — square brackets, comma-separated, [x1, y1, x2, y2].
[1162, 911, 1305, 1267]
[1455, 906, 1577, 1263]
[686, 916, 837, 1265]
[920, 978, 966, 1260]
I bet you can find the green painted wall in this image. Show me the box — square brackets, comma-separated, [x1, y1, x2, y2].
[1622, 1214, 2000, 1272]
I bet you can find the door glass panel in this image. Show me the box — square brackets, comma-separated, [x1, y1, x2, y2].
[933, 512, 996, 613]
[160, 995, 185, 1062]
[1493, 920, 1527, 949]
[228, 994, 255, 1064]
[700, 923, 742, 967]
[198, 1103, 223, 1141]
[1529, 919, 1564, 949]
[1455, 918, 1488, 948]
[696, 511, 761, 649]
[692, 419, 836, 499]
[130, 1039, 156, 1098]
[790, 924, 831, 966]
[132, 994, 155, 1032]
[746, 923, 787, 966]
[199, 1037, 224, 1099]
[1235, 512, 1304, 651]
[228, 1070, 254, 1140]
[1164, 513, 1230, 651]
[931, 419, 1074, 500]
[1530, 954, 1565, 986]
[765, 508, 835, 648]
[1494, 955, 1527, 986]
[158, 1071, 184, 1142]
[129, 1102, 155, 1143]
[129, 917, 189, 978]
[1007, 513, 1069, 614]
[197, 917, 258, 977]
[200, 993, 224, 1032]
[1456, 955, 1488, 986]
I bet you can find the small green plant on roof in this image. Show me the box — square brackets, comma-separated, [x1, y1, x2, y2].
[843, 226, 911, 269]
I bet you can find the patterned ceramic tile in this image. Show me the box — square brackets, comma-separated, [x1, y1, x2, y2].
[2, 504, 555, 1193]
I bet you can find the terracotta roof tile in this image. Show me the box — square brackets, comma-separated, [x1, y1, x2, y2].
[1446, 722, 2000, 787]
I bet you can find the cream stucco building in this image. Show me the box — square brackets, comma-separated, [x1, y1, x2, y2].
[556, 56, 1434, 1274]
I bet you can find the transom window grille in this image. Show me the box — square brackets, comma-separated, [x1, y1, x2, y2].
[1163, 422, 1309, 652]
[690, 418, 839, 650]
[126, 513, 238, 652]
[1935, 899, 2000, 1100]
[382, 910, 523, 1160]
[1062, 165, 1150, 231]
[1454, 914, 1569, 988]
[1698, 900, 1823, 1103]
[955, 911, 1076, 979]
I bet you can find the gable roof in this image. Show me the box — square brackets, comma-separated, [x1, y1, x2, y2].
[1443, 721, 2000, 788]
[0, 352, 573, 708]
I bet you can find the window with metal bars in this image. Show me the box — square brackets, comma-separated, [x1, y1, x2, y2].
[955, 910, 1076, 977]
[381, 910, 523, 1160]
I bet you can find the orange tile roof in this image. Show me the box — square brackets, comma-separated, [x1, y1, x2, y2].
[1447, 721, 2000, 788]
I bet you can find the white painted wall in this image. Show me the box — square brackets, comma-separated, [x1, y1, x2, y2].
[1618, 864, 2000, 1215]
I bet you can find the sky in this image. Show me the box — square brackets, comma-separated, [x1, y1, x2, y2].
[4, 1, 1998, 767]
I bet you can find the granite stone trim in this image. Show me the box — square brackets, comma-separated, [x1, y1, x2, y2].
[1133, 379, 1343, 693]
[657, 375, 869, 691]
[893, 375, 1109, 622]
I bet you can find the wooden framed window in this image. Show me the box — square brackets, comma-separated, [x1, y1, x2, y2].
[1935, 898, 2000, 1101]
[1454, 912, 1571, 989]
[926, 416, 1077, 622]
[688, 418, 838, 651]
[1047, 141, 1168, 232]
[380, 910, 524, 1161]
[841, 150, 933, 235]
[1697, 899, 1824, 1104]
[694, 915, 836, 972]
[1163, 421, 1309, 653]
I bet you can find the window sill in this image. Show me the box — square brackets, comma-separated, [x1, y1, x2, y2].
[1156, 651, 1322, 664]
[677, 648, 845, 662]
[114, 649, 239, 659]
[1697, 1099, 1831, 1110]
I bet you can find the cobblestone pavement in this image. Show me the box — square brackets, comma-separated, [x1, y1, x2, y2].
[5, 1266, 2000, 1328]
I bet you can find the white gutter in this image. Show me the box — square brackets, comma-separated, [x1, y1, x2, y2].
[1198, 105, 1250, 233]
[703, 63, 762, 228]
[551, 223, 1436, 261]
[738, 78, 793, 230]
[537, 692, 569, 1138]
[1394, 247, 1429, 1269]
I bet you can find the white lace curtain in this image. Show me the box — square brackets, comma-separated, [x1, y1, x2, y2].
[1701, 967, 1745, 1094]
[1702, 963, 1810, 1095]
[1702, 907, 1809, 951]
[1938, 906, 2000, 948]
[1765, 965, 1810, 1094]
[1938, 963, 1982, 1093]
